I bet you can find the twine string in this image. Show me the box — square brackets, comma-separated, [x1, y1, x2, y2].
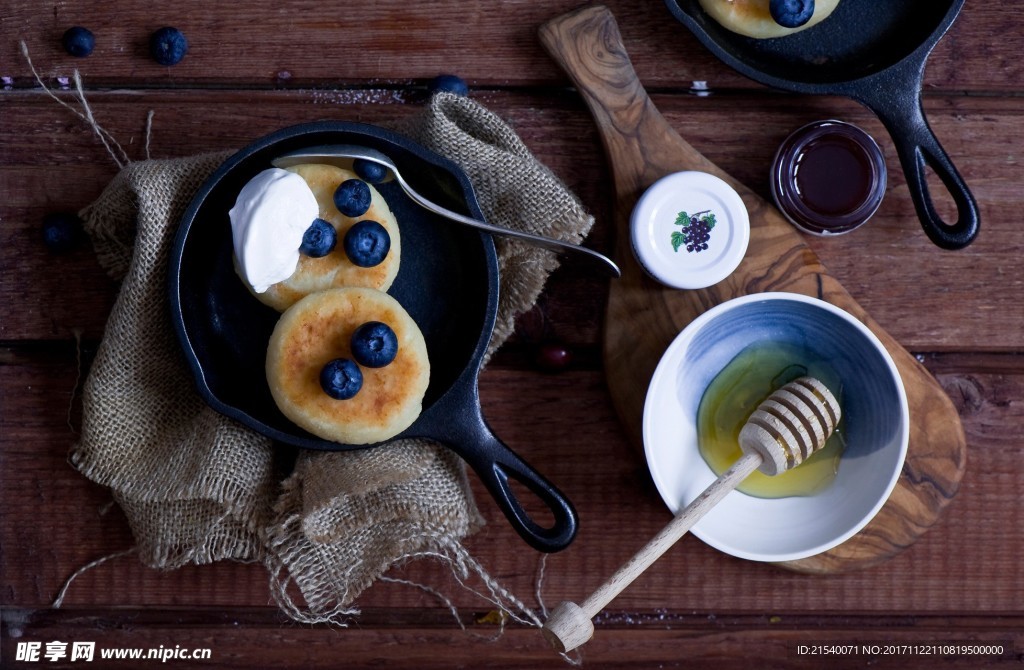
[19, 41, 155, 168]
[52, 548, 137, 608]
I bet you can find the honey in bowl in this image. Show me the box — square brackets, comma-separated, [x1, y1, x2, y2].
[697, 341, 845, 498]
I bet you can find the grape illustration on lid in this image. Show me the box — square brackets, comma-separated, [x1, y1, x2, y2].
[630, 171, 750, 290]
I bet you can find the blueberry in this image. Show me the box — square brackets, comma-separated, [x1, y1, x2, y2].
[150, 27, 188, 66]
[428, 74, 469, 97]
[299, 218, 337, 258]
[343, 220, 391, 267]
[42, 212, 83, 254]
[351, 322, 399, 368]
[769, 0, 815, 28]
[333, 179, 371, 217]
[320, 358, 363, 400]
[61, 27, 95, 58]
[353, 159, 389, 184]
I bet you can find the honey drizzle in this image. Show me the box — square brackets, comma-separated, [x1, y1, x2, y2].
[696, 342, 845, 499]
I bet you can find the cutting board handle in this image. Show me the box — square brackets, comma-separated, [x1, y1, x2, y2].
[540, 4, 716, 223]
[539, 5, 650, 123]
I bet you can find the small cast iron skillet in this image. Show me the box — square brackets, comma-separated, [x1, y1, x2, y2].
[665, 0, 979, 250]
[168, 121, 577, 553]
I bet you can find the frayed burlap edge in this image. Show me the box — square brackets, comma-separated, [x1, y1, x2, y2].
[49, 76, 594, 637]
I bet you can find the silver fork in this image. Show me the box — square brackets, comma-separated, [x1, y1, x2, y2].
[272, 144, 620, 277]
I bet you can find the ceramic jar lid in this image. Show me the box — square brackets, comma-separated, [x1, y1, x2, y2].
[630, 171, 749, 290]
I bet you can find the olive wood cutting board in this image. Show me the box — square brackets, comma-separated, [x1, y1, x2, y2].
[540, 4, 966, 573]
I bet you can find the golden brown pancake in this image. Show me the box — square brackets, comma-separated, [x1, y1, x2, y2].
[266, 287, 430, 445]
[698, 0, 840, 39]
[245, 164, 401, 312]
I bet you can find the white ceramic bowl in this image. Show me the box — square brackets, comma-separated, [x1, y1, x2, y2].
[643, 292, 909, 562]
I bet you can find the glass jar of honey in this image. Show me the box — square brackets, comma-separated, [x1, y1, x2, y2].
[771, 120, 887, 236]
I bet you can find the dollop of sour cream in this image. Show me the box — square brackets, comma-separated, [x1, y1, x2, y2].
[229, 168, 319, 293]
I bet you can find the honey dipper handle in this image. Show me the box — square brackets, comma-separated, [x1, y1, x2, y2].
[542, 452, 762, 653]
[581, 452, 761, 613]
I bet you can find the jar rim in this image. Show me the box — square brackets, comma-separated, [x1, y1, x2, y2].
[771, 120, 887, 236]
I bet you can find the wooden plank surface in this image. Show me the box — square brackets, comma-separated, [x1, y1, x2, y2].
[3, 347, 1024, 611]
[2, 1, 1023, 667]
[3, 608, 1024, 669]
[2, 1, 1022, 92]
[2, 91, 1022, 347]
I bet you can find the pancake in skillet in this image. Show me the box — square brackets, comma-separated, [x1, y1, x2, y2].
[266, 287, 430, 445]
[698, 0, 840, 39]
[249, 164, 401, 312]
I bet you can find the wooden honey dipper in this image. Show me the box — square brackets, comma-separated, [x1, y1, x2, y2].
[542, 376, 841, 653]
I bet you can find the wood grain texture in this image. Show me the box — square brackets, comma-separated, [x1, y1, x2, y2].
[539, 5, 966, 573]
[5, 346, 1024, 614]
[4, 344, 1024, 662]
[1, 0, 1019, 93]
[4, 608, 1023, 669]
[2, 91, 1022, 347]
[3, 1, 1024, 665]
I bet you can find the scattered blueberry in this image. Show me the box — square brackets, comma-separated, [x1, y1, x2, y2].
[299, 218, 337, 258]
[428, 74, 469, 97]
[42, 212, 83, 254]
[351, 322, 399, 368]
[61, 27, 95, 58]
[333, 179, 372, 217]
[320, 358, 363, 400]
[769, 0, 815, 28]
[535, 342, 574, 372]
[353, 159, 389, 184]
[343, 220, 391, 267]
[149, 27, 188, 66]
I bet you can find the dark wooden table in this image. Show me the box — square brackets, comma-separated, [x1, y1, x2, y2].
[2, 2, 1022, 668]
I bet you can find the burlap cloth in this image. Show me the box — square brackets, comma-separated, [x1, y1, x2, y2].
[71, 92, 593, 623]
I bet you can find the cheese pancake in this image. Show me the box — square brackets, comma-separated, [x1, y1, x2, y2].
[698, 0, 840, 39]
[246, 164, 401, 312]
[266, 287, 429, 444]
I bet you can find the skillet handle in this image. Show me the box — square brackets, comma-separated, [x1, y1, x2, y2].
[859, 83, 979, 250]
[467, 428, 579, 553]
[435, 382, 578, 552]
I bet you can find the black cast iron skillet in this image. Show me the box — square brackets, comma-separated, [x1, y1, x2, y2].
[665, 0, 979, 250]
[168, 121, 577, 552]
